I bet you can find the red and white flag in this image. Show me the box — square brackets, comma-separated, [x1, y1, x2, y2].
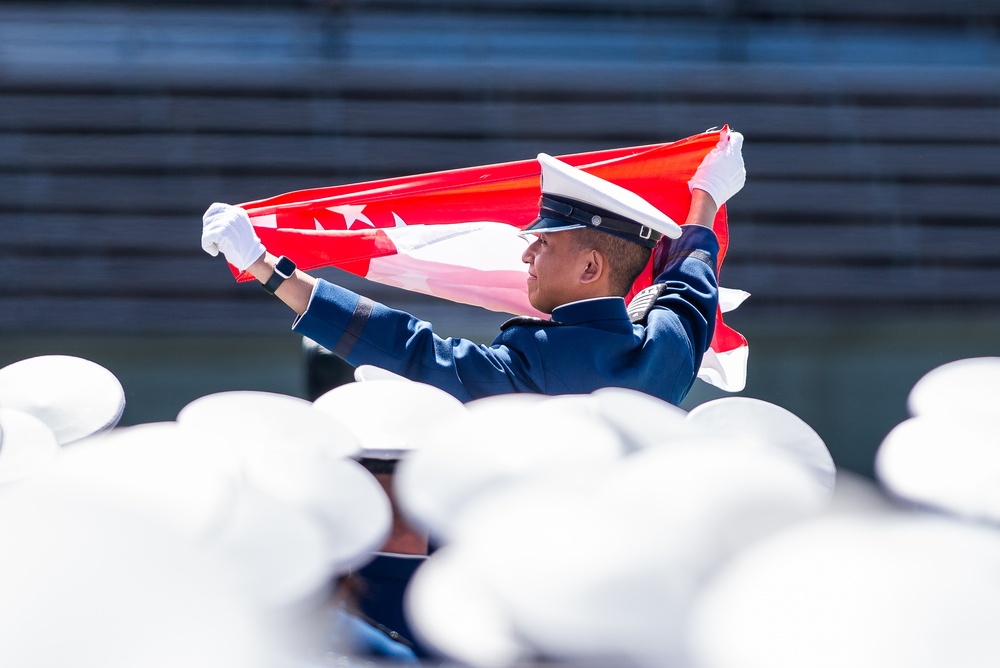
[238, 129, 749, 391]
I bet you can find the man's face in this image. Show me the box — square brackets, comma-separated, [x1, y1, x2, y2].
[521, 230, 589, 314]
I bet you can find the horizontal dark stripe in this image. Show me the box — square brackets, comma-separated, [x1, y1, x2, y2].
[332, 296, 374, 359]
[665, 248, 716, 273]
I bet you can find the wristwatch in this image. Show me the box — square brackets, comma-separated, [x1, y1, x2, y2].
[262, 256, 296, 295]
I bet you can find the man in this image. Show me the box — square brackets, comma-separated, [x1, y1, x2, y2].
[202, 129, 746, 406]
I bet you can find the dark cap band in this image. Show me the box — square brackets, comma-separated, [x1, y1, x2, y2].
[523, 195, 663, 249]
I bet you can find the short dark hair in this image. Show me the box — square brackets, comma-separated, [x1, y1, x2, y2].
[571, 228, 652, 296]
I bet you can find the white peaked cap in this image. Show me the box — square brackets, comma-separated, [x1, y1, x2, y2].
[686, 397, 837, 497]
[242, 450, 392, 574]
[176, 392, 389, 572]
[0, 481, 272, 668]
[313, 380, 467, 460]
[177, 390, 361, 461]
[45, 422, 240, 538]
[0, 408, 60, 484]
[583, 387, 701, 452]
[405, 545, 531, 668]
[524, 153, 681, 242]
[688, 514, 1000, 668]
[394, 394, 624, 542]
[907, 356, 1000, 418]
[875, 414, 1000, 524]
[442, 442, 827, 665]
[0, 355, 125, 445]
[42, 422, 332, 609]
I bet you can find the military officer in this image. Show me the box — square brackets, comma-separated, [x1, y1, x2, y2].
[202, 129, 746, 405]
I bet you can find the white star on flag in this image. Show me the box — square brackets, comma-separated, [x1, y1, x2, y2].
[329, 204, 375, 229]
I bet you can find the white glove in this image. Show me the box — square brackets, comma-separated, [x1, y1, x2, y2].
[688, 128, 746, 207]
[201, 202, 266, 271]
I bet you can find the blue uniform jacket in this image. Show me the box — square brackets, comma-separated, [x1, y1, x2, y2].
[293, 225, 719, 406]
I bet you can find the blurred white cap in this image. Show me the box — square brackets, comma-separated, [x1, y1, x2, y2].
[0, 480, 273, 668]
[177, 390, 361, 461]
[875, 414, 1000, 523]
[0, 355, 125, 445]
[688, 513, 1000, 668]
[0, 408, 60, 484]
[314, 380, 467, 460]
[414, 442, 828, 666]
[687, 397, 836, 496]
[907, 356, 1000, 418]
[39, 421, 332, 609]
[394, 393, 624, 542]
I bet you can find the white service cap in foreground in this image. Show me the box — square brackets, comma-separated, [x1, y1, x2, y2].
[875, 414, 1000, 524]
[410, 441, 829, 667]
[180, 391, 390, 573]
[394, 393, 625, 542]
[0, 355, 125, 445]
[688, 513, 1000, 668]
[177, 390, 361, 461]
[39, 421, 332, 609]
[314, 380, 467, 460]
[0, 480, 274, 668]
[907, 356, 1000, 418]
[0, 408, 60, 484]
[686, 397, 836, 496]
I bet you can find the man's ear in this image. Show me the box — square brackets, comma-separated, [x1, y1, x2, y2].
[579, 248, 605, 285]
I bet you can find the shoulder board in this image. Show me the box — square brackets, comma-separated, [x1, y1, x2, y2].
[627, 284, 669, 324]
[499, 316, 566, 332]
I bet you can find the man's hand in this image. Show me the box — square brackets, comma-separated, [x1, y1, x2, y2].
[201, 202, 266, 271]
[688, 127, 746, 207]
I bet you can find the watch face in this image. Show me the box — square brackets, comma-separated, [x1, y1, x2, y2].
[275, 256, 296, 277]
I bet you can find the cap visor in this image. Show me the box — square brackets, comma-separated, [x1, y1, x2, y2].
[519, 217, 586, 236]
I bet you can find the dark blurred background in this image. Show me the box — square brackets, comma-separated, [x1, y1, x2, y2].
[2, 0, 998, 477]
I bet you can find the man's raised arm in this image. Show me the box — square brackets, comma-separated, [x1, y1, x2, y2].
[685, 128, 746, 229]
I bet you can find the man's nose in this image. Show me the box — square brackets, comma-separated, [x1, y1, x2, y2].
[521, 239, 539, 264]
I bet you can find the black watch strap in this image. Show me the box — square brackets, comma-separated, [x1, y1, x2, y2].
[262, 256, 296, 295]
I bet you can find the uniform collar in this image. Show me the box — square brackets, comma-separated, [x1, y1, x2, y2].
[550, 296, 628, 326]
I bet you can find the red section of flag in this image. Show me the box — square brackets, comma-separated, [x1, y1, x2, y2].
[712, 305, 748, 354]
[255, 227, 398, 279]
[238, 130, 729, 281]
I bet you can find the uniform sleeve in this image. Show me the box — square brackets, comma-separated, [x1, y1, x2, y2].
[648, 225, 720, 390]
[291, 280, 547, 401]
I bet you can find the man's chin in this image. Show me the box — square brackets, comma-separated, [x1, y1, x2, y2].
[526, 294, 553, 316]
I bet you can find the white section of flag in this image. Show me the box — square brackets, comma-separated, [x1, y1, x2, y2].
[251, 214, 278, 229]
[698, 345, 748, 393]
[366, 223, 543, 317]
[719, 288, 750, 314]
